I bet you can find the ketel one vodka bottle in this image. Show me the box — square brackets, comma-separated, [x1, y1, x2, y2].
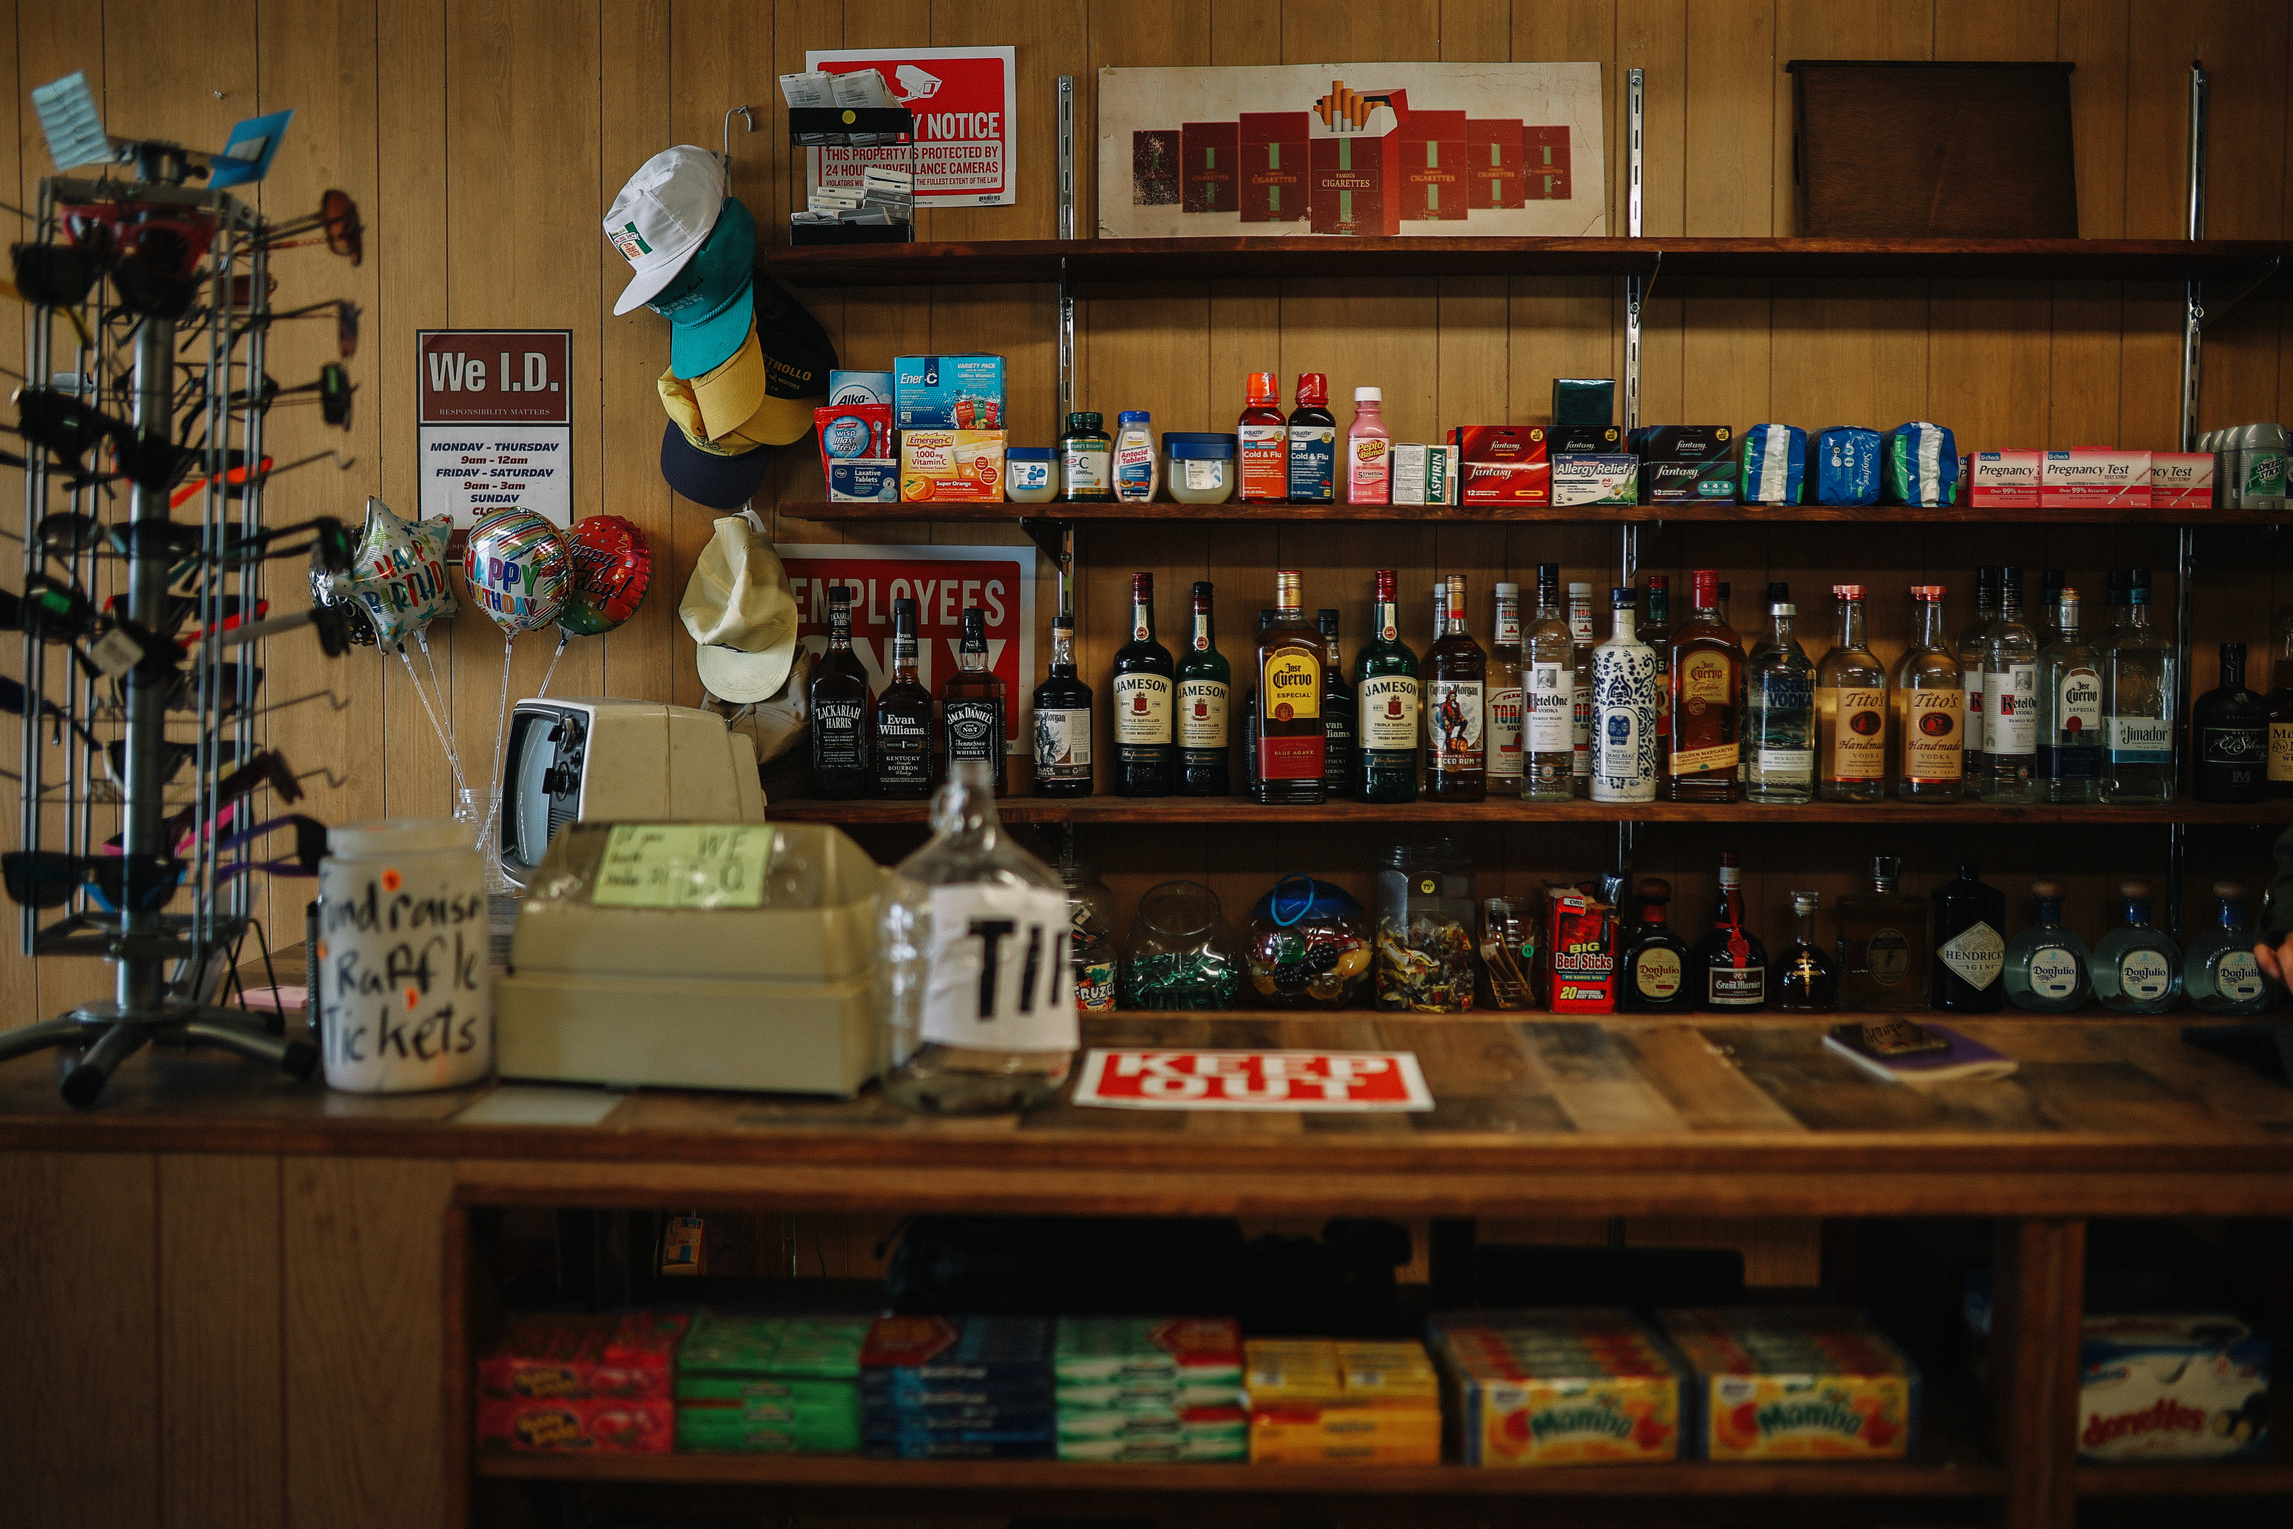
[879, 758, 1079, 1115]
[1111, 572, 1176, 796]
[807, 584, 873, 798]
[1255, 571, 1329, 804]
[1353, 569, 1419, 803]
[938, 607, 1006, 793]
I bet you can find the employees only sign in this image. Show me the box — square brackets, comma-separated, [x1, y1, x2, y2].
[1073, 1049, 1434, 1112]
[806, 45, 1017, 206]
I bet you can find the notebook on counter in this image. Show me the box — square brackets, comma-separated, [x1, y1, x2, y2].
[1823, 1021, 2017, 1086]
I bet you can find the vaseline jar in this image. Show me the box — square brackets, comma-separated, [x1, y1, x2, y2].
[1165, 433, 1238, 504]
[1007, 447, 1057, 503]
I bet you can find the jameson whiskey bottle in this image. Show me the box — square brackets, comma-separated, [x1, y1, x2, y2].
[1110, 572, 1175, 796]
[1318, 609, 1357, 795]
[938, 607, 1005, 794]
[1354, 569, 1419, 803]
[1255, 571, 1329, 804]
[1427, 574, 1487, 801]
[808, 585, 873, 798]
[1486, 582, 1526, 789]
[1030, 613, 1093, 797]
[1177, 582, 1232, 796]
[875, 596, 933, 798]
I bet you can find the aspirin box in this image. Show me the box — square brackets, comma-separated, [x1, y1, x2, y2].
[2078, 1315, 2270, 1462]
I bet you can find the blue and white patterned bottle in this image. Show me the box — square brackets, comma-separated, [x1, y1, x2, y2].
[1591, 586, 1659, 803]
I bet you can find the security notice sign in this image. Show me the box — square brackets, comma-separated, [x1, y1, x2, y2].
[805, 45, 1016, 206]
[1072, 1050, 1435, 1112]
[416, 329, 574, 528]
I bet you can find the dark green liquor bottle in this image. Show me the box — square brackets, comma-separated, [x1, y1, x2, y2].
[1243, 608, 1275, 796]
[1318, 609, 1356, 796]
[1177, 581, 1232, 795]
[1353, 568, 1420, 802]
[1110, 571, 1175, 795]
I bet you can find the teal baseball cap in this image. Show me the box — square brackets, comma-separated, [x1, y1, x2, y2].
[651, 195, 757, 379]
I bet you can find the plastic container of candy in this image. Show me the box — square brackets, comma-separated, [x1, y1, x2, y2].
[1245, 875, 1373, 1008]
[1374, 840, 1478, 1012]
[1118, 880, 1242, 1010]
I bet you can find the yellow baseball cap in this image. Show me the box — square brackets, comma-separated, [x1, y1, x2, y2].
[658, 355, 772, 456]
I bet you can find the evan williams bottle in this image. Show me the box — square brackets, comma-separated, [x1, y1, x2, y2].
[1255, 571, 1329, 804]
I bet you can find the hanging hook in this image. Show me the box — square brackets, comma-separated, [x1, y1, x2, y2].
[722, 105, 756, 168]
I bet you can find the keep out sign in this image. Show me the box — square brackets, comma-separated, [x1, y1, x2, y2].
[1073, 1049, 1434, 1112]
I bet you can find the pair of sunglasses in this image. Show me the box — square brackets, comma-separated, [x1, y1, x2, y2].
[221, 365, 355, 431]
[255, 189, 362, 266]
[2, 848, 183, 913]
[13, 385, 192, 492]
[243, 298, 359, 360]
[0, 674, 103, 755]
[161, 662, 262, 714]
[53, 202, 218, 319]
[210, 813, 327, 881]
[158, 747, 303, 852]
[105, 737, 244, 786]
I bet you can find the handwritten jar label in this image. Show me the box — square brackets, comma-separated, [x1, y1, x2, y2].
[316, 820, 493, 1093]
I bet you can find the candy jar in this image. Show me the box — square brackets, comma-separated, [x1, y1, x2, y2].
[1480, 897, 1536, 1010]
[1062, 857, 1119, 1014]
[1118, 879, 1242, 1010]
[1374, 840, 1478, 1012]
[1246, 875, 1374, 1008]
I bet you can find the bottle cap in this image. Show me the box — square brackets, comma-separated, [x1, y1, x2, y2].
[894, 597, 918, 617]
[1791, 891, 1820, 913]
[1912, 584, 1946, 600]
[1538, 563, 1560, 584]
[960, 606, 985, 636]
[1318, 607, 1341, 623]
[1192, 579, 1213, 602]
[1978, 566, 1999, 588]
[1354, 386, 1382, 402]
[2031, 878, 2065, 901]
[1959, 864, 1981, 880]
[1245, 372, 1278, 405]
[1066, 411, 1103, 431]
[1771, 602, 1795, 616]
[1375, 568, 1397, 598]
[2043, 568, 2066, 591]
[1052, 612, 1073, 631]
[1638, 877, 1672, 901]
[1495, 582, 1520, 598]
[1118, 409, 1150, 424]
[1646, 572, 1670, 588]
[1833, 583, 1864, 599]
[1692, 569, 1718, 604]
[1295, 373, 1329, 406]
[2222, 641, 2247, 664]
[2120, 879, 2153, 900]
[1611, 586, 1638, 605]
[1131, 571, 1153, 598]
[1766, 581, 1789, 602]
[1276, 570, 1303, 607]
[828, 585, 852, 602]
[1568, 581, 1593, 596]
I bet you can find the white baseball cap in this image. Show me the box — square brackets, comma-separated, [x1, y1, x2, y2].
[679, 514, 801, 703]
[603, 146, 726, 316]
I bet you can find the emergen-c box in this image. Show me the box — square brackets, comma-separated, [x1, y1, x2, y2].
[2150, 452, 2215, 510]
[894, 354, 1006, 429]
[2042, 448, 2151, 509]
[1965, 450, 2043, 508]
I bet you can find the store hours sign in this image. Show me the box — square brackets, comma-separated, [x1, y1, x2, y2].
[417, 330, 574, 528]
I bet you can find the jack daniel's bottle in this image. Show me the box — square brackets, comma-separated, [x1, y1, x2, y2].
[938, 607, 1005, 794]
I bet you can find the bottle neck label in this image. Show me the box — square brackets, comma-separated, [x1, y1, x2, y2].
[1376, 599, 1398, 643]
[1191, 612, 1213, 651]
[1132, 601, 1153, 643]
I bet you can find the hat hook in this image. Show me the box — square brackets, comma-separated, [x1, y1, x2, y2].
[722, 105, 756, 166]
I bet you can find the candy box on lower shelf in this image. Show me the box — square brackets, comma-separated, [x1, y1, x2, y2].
[476, 1396, 675, 1453]
[1245, 1338, 1443, 1464]
[476, 1311, 687, 1401]
[1428, 1309, 1685, 1466]
[1659, 1307, 1919, 1462]
[2077, 1315, 2270, 1463]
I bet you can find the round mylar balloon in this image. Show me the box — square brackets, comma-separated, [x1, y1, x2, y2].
[463, 508, 572, 636]
[327, 496, 456, 649]
[556, 515, 653, 638]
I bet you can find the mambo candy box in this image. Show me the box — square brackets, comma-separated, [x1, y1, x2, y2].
[2042, 448, 2151, 509]
[1450, 425, 1550, 505]
[477, 1311, 687, 1401]
[2078, 1314, 2270, 1463]
[893, 353, 1005, 429]
[1428, 1309, 1685, 1466]
[1660, 1308, 1919, 1462]
[900, 430, 1007, 502]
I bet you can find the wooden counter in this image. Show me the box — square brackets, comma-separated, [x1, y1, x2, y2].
[3, 1011, 2288, 1529]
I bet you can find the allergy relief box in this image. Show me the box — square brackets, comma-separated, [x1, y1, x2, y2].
[1428, 1309, 1684, 1466]
[1965, 450, 2043, 509]
[2042, 448, 2151, 509]
[1552, 455, 1638, 507]
[893, 354, 1006, 430]
[899, 430, 1007, 502]
[1450, 426, 1550, 505]
[2077, 1315, 2270, 1462]
[2150, 451, 2215, 510]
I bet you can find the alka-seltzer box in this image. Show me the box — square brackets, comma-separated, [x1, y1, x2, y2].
[1450, 426, 1549, 505]
[1629, 425, 1736, 503]
[1390, 444, 1458, 506]
[1660, 1307, 1919, 1462]
[827, 370, 894, 408]
[1552, 454, 1638, 507]
[893, 353, 1006, 430]
[2078, 1315, 2270, 1463]
[1536, 882, 1617, 1012]
[2042, 448, 2152, 509]
[2150, 451, 2215, 511]
[899, 430, 1006, 502]
[1964, 450, 2044, 509]
[1427, 1309, 1684, 1467]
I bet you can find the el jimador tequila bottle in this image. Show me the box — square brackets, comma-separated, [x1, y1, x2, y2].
[2103, 570, 2177, 804]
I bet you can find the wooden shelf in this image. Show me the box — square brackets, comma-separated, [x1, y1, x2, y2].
[769, 794, 2293, 827]
[2072, 1462, 2293, 1496]
[783, 498, 2281, 526]
[764, 235, 2290, 289]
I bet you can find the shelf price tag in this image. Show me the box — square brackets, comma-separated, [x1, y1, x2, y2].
[1073, 1049, 1433, 1112]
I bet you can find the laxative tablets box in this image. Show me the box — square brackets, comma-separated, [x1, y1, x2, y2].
[1450, 425, 1550, 505]
[1965, 449, 2043, 508]
[2042, 448, 2151, 508]
[1628, 425, 1736, 503]
[899, 430, 1006, 502]
[2151, 451, 2215, 510]
[1660, 1308, 1918, 1462]
[829, 459, 899, 502]
[1428, 1309, 1685, 1466]
[1391, 444, 1458, 506]
[1552, 454, 1638, 506]
[893, 353, 1005, 429]
[2078, 1315, 2269, 1463]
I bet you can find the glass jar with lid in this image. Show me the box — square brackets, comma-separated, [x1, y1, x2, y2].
[1374, 839, 1478, 1012]
[1117, 879, 1242, 1010]
[1246, 874, 1373, 1008]
[1061, 857, 1119, 1014]
[1165, 433, 1238, 504]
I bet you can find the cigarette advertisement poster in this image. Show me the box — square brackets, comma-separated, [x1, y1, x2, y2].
[777, 542, 1036, 751]
[804, 45, 1017, 207]
[1098, 62, 1605, 239]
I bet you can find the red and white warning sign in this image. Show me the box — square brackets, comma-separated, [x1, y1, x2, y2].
[1072, 1049, 1434, 1112]
[805, 45, 1017, 206]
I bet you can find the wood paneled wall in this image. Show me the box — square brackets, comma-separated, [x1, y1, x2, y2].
[0, 4, 2288, 1020]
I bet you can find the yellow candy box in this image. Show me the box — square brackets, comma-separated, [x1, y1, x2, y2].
[1428, 1310, 1684, 1466]
[1659, 1307, 1920, 1462]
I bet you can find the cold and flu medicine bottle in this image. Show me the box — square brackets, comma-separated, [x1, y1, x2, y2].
[1286, 374, 1337, 503]
[1346, 387, 1391, 504]
[1239, 373, 1287, 503]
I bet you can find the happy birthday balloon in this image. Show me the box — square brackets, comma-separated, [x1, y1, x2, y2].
[327, 495, 456, 649]
[463, 508, 572, 636]
[556, 515, 652, 638]
[309, 560, 376, 646]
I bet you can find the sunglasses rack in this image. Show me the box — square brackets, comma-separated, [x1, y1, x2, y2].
[0, 166, 339, 1106]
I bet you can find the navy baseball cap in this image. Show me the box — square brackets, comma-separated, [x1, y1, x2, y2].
[650, 196, 757, 379]
[659, 418, 771, 509]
